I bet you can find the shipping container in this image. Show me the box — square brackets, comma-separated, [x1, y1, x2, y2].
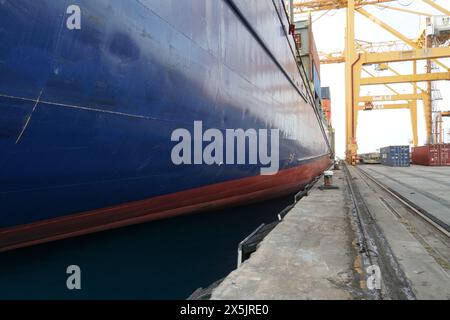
[412, 144, 450, 166]
[321, 87, 331, 100]
[322, 99, 331, 124]
[440, 144, 450, 166]
[309, 30, 320, 78]
[295, 19, 320, 85]
[380, 145, 410, 167]
[412, 145, 440, 166]
[313, 64, 321, 98]
[329, 127, 335, 158]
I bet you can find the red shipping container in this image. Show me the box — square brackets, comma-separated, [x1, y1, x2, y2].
[412, 145, 438, 166]
[440, 144, 450, 166]
[412, 144, 450, 166]
[322, 99, 331, 124]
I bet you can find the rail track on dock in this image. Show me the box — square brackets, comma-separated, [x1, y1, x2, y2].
[343, 162, 450, 299]
[356, 166, 450, 239]
[342, 163, 415, 300]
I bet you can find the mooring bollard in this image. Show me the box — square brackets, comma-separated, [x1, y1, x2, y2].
[334, 160, 340, 170]
[324, 171, 334, 187]
[319, 170, 339, 190]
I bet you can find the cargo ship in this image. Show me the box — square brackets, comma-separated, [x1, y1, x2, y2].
[0, 0, 331, 252]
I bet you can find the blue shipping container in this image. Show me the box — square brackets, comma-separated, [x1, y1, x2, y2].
[380, 145, 410, 167]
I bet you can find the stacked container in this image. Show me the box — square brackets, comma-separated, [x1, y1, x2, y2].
[412, 144, 450, 166]
[294, 19, 321, 99]
[321, 87, 331, 125]
[380, 145, 410, 167]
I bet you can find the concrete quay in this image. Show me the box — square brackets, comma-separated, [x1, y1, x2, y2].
[212, 165, 450, 300]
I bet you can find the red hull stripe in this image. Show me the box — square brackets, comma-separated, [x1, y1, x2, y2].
[0, 156, 331, 253]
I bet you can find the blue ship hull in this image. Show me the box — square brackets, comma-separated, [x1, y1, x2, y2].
[0, 0, 330, 251]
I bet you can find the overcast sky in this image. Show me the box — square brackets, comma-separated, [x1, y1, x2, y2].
[302, 0, 450, 157]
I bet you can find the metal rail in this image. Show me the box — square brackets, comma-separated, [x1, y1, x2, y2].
[356, 166, 450, 239]
[343, 163, 416, 300]
[342, 163, 383, 300]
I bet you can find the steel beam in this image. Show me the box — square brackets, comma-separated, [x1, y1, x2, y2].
[357, 8, 449, 71]
[421, 0, 450, 17]
[359, 103, 411, 110]
[361, 47, 450, 64]
[362, 67, 399, 94]
[374, 4, 433, 16]
[345, 0, 358, 164]
[293, 0, 395, 12]
[359, 93, 424, 102]
[360, 72, 450, 85]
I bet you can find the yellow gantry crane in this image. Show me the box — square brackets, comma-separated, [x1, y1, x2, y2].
[291, 0, 450, 165]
